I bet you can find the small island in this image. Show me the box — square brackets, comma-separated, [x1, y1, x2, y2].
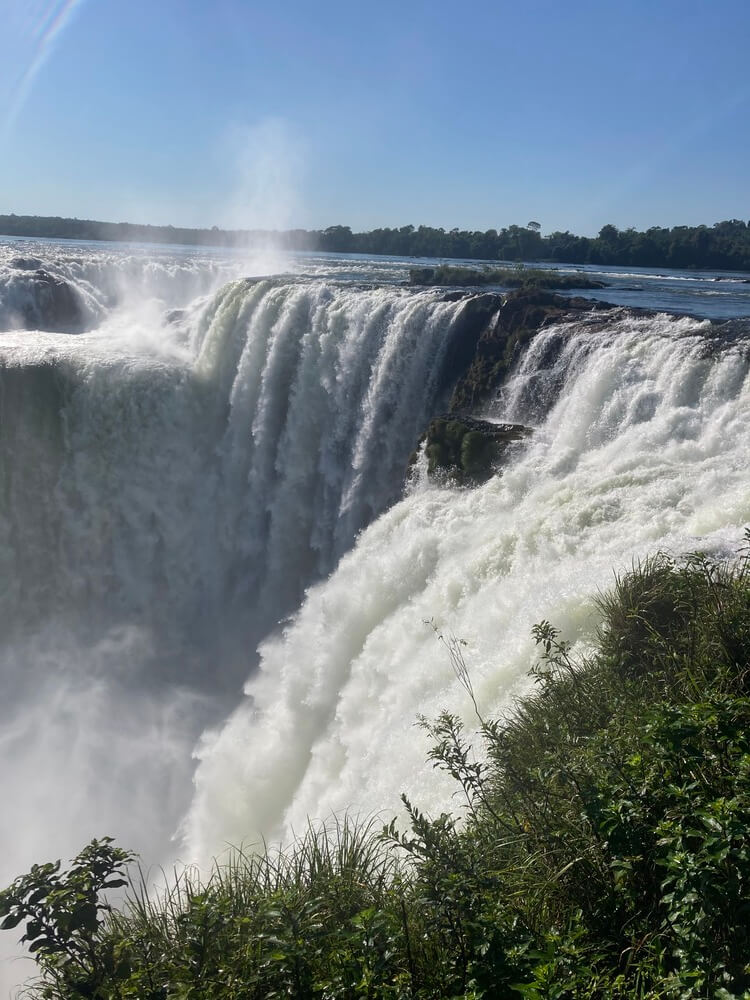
[407, 264, 606, 290]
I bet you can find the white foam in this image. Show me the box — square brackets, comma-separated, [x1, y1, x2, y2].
[186, 312, 750, 857]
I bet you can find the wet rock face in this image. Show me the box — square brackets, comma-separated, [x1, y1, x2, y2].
[419, 415, 531, 484]
[3, 268, 84, 332]
[10, 257, 43, 270]
[434, 292, 504, 399]
[449, 287, 613, 413]
[32, 270, 82, 330]
[408, 288, 617, 487]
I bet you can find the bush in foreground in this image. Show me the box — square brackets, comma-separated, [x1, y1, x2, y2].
[4, 537, 750, 998]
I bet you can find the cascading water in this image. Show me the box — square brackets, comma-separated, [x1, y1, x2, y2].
[0, 266, 489, 893]
[1, 278, 476, 679]
[1, 240, 750, 995]
[0, 241, 248, 332]
[185, 310, 750, 858]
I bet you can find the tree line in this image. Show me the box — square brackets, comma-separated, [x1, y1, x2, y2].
[2, 213, 750, 271]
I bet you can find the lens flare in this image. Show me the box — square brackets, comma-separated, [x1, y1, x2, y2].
[2, 0, 86, 143]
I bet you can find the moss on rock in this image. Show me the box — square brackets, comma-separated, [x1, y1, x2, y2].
[420, 415, 530, 484]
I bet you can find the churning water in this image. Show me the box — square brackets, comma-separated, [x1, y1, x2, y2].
[0, 237, 749, 990]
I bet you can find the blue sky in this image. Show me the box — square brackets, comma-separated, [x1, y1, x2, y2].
[0, 0, 748, 235]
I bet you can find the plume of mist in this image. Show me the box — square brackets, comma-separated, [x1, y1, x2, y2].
[214, 117, 307, 276]
[0, 623, 222, 998]
[220, 117, 306, 232]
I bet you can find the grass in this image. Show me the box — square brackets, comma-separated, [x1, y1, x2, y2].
[4, 536, 750, 998]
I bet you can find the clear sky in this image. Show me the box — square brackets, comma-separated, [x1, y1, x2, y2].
[0, 0, 748, 236]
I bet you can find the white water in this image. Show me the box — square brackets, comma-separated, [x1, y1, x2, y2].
[0, 271, 481, 894]
[1, 241, 749, 992]
[186, 311, 750, 856]
[0, 241, 256, 331]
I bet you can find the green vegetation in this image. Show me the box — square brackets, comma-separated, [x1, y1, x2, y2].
[0, 214, 319, 251]
[4, 538, 750, 998]
[3, 215, 750, 273]
[421, 417, 530, 484]
[407, 265, 605, 290]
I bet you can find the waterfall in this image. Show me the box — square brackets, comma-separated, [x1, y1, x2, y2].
[1, 262, 749, 895]
[185, 310, 750, 858]
[0, 244, 243, 331]
[0, 279, 478, 676]
[0, 276, 487, 884]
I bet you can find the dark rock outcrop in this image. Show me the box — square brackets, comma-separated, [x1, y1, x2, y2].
[449, 287, 614, 413]
[10, 256, 43, 270]
[434, 292, 504, 399]
[415, 415, 531, 485]
[409, 264, 606, 291]
[407, 287, 619, 487]
[11, 269, 83, 332]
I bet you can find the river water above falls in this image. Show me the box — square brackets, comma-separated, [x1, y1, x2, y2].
[0, 239, 749, 956]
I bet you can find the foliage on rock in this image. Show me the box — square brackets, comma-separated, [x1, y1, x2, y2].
[420, 415, 530, 484]
[408, 265, 606, 291]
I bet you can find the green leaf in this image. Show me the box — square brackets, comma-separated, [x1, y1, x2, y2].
[28, 937, 54, 954]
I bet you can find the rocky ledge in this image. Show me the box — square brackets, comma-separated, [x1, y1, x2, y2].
[410, 287, 618, 486]
[409, 264, 606, 291]
[448, 286, 614, 413]
[413, 415, 531, 485]
[2, 265, 84, 332]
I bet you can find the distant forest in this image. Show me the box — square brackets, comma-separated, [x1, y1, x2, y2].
[2, 213, 750, 271]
